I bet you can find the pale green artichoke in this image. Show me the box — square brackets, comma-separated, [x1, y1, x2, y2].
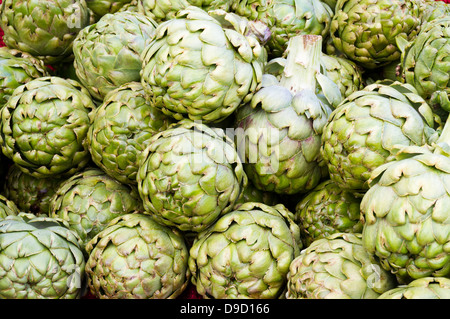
[140, 6, 268, 123]
[295, 179, 363, 247]
[330, 0, 424, 69]
[0, 47, 49, 106]
[85, 213, 190, 299]
[87, 82, 173, 185]
[235, 35, 338, 195]
[50, 167, 144, 251]
[0, 0, 92, 64]
[189, 202, 301, 299]
[0, 213, 86, 299]
[361, 149, 450, 282]
[137, 0, 232, 22]
[3, 164, 64, 216]
[286, 233, 397, 299]
[137, 119, 246, 233]
[321, 81, 440, 193]
[397, 16, 450, 116]
[232, 0, 334, 57]
[378, 277, 450, 299]
[73, 10, 158, 101]
[0, 76, 95, 179]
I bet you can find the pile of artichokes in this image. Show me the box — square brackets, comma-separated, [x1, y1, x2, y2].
[0, 0, 448, 299]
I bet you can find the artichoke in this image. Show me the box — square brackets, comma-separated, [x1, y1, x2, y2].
[137, 119, 246, 233]
[0, 76, 95, 179]
[232, 0, 334, 57]
[397, 16, 450, 116]
[361, 148, 450, 282]
[330, 0, 424, 69]
[295, 179, 363, 247]
[140, 6, 268, 123]
[0, 47, 49, 106]
[235, 35, 338, 195]
[321, 81, 440, 193]
[0, 193, 20, 219]
[137, 0, 233, 22]
[50, 167, 144, 251]
[0, 213, 85, 299]
[189, 202, 301, 299]
[234, 180, 279, 207]
[86, 0, 134, 18]
[378, 277, 450, 299]
[0, 0, 92, 64]
[3, 164, 63, 216]
[286, 233, 397, 299]
[73, 10, 158, 101]
[422, 0, 450, 22]
[85, 213, 190, 299]
[87, 82, 173, 185]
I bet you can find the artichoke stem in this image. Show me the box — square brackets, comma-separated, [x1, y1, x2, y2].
[279, 34, 322, 95]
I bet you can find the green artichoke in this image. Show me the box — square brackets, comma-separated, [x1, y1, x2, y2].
[137, 0, 232, 22]
[0, 47, 49, 106]
[87, 82, 173, 185]
[137, 119, 246, 233]
[85, 213, 190, 299]
[86, 0, 134, 18]
[140, 6, 268, 123]
[0, 0, 92, 64]
[189, 202, 301, 299]
[286, 233, 397, 299]
[422, 0, 450, 23]
[378, 277, 450, 299]
[295, 179, 363, 247]
[73, 10, 158, 101]
[232, 0, 334, 57]
[235, 35, 338, 195]
[50, 167, 144, 251]
[321, 81, 440, 193]
[0, 193, 20, 219]
[361, 148, 450, 282]
[0, 213, 85, 299]
[0, 76, 95, 179]
[3, 164, 63, 216]
[397, 17, 450, 116]
[330, 0, 424, 69]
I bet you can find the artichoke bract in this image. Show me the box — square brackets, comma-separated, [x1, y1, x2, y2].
[330, 0, 424, 69]
[140, 6, 268, 123]
[232, 0, 334, 57]
[0, 47, 49, 106]
[397, 16, 450, 116]
[235, 35, 337, 195]
[73, 10, 158, 101]
[137, 0, 233, 22]
[137, 119, 246, 233]
[3, 164, 64, 216]
[0, 0, 92, 65]
[378, 277, 450, 299]
[0, 76, 95, 179]
[189, 202, 301, 299]
[286, 233, 396, 299]
[0, 193, 20, 219]
[295, 179, 363, 247]
[321, 81, 440, 193]
[0, 213, 86, 299]
[50, 167, 144, 251]
[87, 82, 173, 185]
[85, 213, 190, 299]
